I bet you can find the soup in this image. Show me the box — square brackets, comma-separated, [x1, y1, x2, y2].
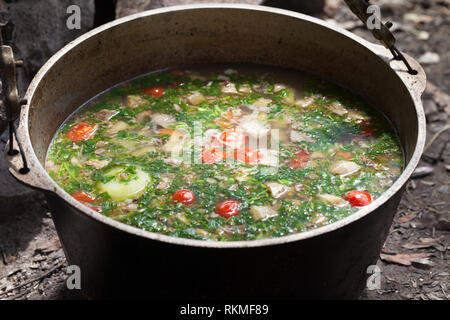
[46, 65, 403, 241]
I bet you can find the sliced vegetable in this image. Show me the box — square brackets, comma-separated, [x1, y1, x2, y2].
[329, 160, 361, 176]
[265, 182, 291, 199]
[97, 166, 151, 201]
[250, 205, 278, 221]
[317, 194, 347, 206]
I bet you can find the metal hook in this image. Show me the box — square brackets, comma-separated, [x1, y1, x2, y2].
[344, 0, 418, 75]
[0, 23, 29, 174]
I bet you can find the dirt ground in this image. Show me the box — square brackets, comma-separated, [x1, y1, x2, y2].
[0, 0, 448, 300]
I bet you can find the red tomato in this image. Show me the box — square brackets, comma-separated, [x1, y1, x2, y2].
[218, 130, 246, 149]
[72, 191, 97, 203]
[235, 148, 261, 164]
[216, 200, 240, 218]
[142, 86, 165, 98]
[172, 189, 196, 205]
[66, 122, 96, 142]
[202, 148, 225, 164]
[335, 151, 352, 160]
[170, 70, 184, 77]
[289, 149, 310, 169]
[359, 120, 375, 138]
[88, 204, 102, 213]
[213, 118, 233, 129]
[344, 190, 372, 207]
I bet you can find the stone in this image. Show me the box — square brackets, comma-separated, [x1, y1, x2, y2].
[0, 0, 95, 96]
[0, 0, 95, 136]
[116, 0, 325, 18]
[422, 99, 438, 116]
[418, 52, 440, 65]
[116, 0, 265, 18]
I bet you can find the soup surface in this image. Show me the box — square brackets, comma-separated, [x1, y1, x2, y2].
[46, 65, 403, 241]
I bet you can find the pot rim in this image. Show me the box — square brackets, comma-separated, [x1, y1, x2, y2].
[19, 3, 426, 248]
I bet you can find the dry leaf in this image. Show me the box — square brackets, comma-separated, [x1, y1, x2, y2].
[397, 213, 417, 224]
[381, 248, 396, 254]
[380, 252, 430, 266]
[410, 257, 434, 270]
[402, 237, 442, 249]
[34, 236, 61, 254]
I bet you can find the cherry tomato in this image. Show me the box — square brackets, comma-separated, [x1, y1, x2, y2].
[72, 191, 97, 203]
[216, 200, 240, 218]
[142, 86, 165, 98]
[172, 189, 196, 205]
[289, 149, 310, 169]
[170, 70, 184, 77]
[157, 129, 174, 136]
[72, 192, 102, 212]
[218, 130, 246, 149]
[213, 118, 233, 129]
[66, 122, 96, 142]
[235, 148, 261, 164]
[88, 204, 102, 213]
[344, 190, 372, 207]
[335, 151, 352, 160]
[359, 120, 375, 138]
[202, 148, 225, 164]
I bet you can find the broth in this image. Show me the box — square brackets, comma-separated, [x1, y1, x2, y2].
[46, 64, 403, 241]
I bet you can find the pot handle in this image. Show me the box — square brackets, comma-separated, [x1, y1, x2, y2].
[368, 42, 427, 101]
[4, 137, 54, 193]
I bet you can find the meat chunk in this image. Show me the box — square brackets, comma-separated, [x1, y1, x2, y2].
[329, 102, 348, 116]
[162, 130, 188, 154]
[151, 113, 176, 128]
[126, 95, 146, 109]
[265, 182, 292, 199]
[238, 117, 270, 138]
[290, 130, 316, 143]
[107, 121, 130, 135]
[317, 194, 347, 206]
[221, 81, 238, 94]
[85, 158, 110, 169]
[95, 109, 118, 122]
[258, 149, 280, 167]
[329, 160, 361, 176]
[187, 92, 205, 105]
[250, 206, 279, 221]
[156, 173, 175, 190]
[136, 110, 152, 123]
[252, 98, 272, 109]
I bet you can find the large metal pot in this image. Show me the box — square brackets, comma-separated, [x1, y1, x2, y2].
[5, 4, 426, 299]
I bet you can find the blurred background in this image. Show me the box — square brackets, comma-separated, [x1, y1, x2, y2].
[0, 0, 448, 300]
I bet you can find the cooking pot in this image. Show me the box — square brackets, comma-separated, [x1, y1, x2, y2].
[5, 4, 426, 299]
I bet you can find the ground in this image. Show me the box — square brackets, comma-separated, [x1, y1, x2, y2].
[0, 0, 448, 300]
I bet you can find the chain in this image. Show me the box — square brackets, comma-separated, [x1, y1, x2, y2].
[344, 0, 418, 75]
